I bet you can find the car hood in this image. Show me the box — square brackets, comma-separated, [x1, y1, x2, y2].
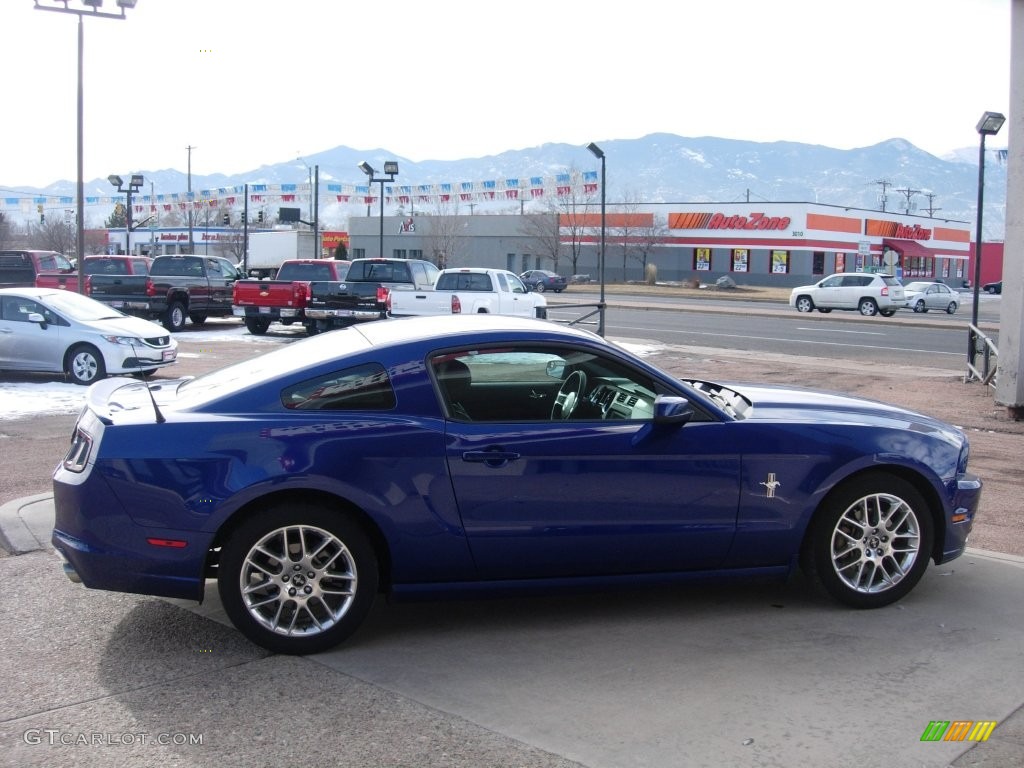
[81, 315, 170, 339]
[726, 382, 963, 438]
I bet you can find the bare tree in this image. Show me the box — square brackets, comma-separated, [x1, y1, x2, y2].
[518, 210, 561, 272]
[630, 212, 669, 280]
[30, 216, 76, 255]
[554, 168, 599, 276]
[612, 197, 640, 281]
[422, 199, 465, 269]
[0, 212, 12, 250]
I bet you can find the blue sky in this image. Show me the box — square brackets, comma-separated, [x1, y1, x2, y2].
[2, 0, 1011, 188]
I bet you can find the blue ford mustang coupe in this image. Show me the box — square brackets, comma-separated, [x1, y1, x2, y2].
[52, 316, 982, 654]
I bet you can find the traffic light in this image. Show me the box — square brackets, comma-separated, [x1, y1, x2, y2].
[257, 210, 264, 224]
[222, 213, 230, 226]
[37, 204, 45, 224]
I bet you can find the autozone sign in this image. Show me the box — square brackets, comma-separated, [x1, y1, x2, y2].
[669, 212, 792, 231]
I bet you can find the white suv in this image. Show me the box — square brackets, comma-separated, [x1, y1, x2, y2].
[789, 273, 906, 317]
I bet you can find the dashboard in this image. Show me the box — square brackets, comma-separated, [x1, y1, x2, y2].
[584, 378, 655, 420]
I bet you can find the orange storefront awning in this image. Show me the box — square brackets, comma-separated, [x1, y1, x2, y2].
[883, 238, 934, 258]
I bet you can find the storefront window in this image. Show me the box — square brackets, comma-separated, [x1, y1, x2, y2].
[731, 249, 748, 273]
[771, 250, 789, 274]
[695, 248, 711, 271]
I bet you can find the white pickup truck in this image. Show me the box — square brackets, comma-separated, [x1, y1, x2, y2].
[386, 267, 547, 319]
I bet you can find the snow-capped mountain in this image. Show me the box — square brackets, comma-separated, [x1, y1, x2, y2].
[10, 133, 1009, 239]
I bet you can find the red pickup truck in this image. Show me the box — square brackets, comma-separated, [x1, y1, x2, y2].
[232, 259, 350, 335]
[35, 255, 152, 293]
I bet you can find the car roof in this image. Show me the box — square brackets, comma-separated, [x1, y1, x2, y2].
[354, 315, 599, 349]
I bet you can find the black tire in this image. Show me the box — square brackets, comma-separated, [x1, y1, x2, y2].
[858, 298, 879, 317]
[65, 344, 106, 385]
[164, 301, 187, 332]
[794, 295, 814, 313]
[913, 300, 927, 313]
[946, 302, 957, 315]
[305, 322, 320, 336]
[189, 312, 208, 325]
[217, 503, 379, 655]
[817, 307, 832, 314]
[879, 309, 896, 317]
[533, 283, 546, 293]
[801, 473, 934, 608]
[245, 317, 271, 335]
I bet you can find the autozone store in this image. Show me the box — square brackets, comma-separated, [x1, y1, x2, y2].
[650, 202, 973, 287]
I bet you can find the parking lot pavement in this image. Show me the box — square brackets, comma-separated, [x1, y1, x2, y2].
[2, 495, 1023, 767]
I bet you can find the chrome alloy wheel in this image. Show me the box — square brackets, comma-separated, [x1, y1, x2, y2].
[829, 492, 921, 594]
[239, 524, 357, 637]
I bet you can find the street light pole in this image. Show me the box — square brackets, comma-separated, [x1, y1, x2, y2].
[968, 111, 1006, 376]
[34, 0, 137, 293]
[108, 174, 144, 255]
[587, 143, 607, 337]
[358, 161, 399, 259]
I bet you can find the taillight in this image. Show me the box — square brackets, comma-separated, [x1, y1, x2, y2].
[451, 295, 462, 314]
[881, 286, 889, 296]
[145, 278, 156, 297]
[84, 275, 92, 294]
[386, 291, 393, 313]
[295, 282, 309, 303]
[377, 285, 390, 303]
[63, 427, 93, 473]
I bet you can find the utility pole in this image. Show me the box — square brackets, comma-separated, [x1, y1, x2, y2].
[186, 144, 196, 253]
[874, 179, 893, 212]
[896, 187, 922, 215]
[920, 192, 942, 218]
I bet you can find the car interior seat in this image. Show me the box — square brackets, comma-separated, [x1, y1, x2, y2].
[436, 359, 473, 420]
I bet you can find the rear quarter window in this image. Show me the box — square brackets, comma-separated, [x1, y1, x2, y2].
[281, 363, 396, 411]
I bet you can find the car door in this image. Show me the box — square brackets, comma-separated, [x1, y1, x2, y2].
[813, 274, 844, 308]
[0, 295, 66, 372]
[435, 346, 740, 580]
[206, 258, 236, 311]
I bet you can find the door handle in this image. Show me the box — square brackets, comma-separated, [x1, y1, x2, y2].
[462, 449, 521, 467]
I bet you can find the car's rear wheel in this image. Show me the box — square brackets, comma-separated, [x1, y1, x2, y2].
[858, 298, 879, 316]
[795, 296, 814, 313]
[913, 300, 927, 313]
[946, 302, 958, 314]
[879, 309, 896, 317]
[801, 473, 933, 608]
[66, 344, 106, 385]
[245, 317, 271, 335]
[164, 301, 187, 332]
[218, 503, 379, 655]
[189, 312, 208, 325]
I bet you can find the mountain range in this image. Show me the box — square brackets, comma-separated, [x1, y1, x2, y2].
[9, 133, 1009, 239]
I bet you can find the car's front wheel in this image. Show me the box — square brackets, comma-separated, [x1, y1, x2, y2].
[794, 295, 815, 313]
[801, 473, 933, 608]
[858, 298, 879, 316]
[534, 283, 546, 293]
[218, 503, 379, 655]
[913, 300, 927, 313]
[66, 344, 106, 385]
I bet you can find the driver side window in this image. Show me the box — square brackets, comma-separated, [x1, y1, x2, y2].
[429, 346, 658, 423]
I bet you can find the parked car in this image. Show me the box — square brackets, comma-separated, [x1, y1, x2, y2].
[983, 281, 1003, 295]
[902, 281, 959, 314]
[789, 273, 906, 317]
[387, 267, 547, 319]
[0, 287, 177, 384]
[52, 315, 981, 654]
[35, 254, 153, 294]
[0, 249, 75, 289]
[519, 269, 568, 293]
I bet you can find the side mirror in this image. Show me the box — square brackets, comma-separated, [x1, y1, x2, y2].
[27, 312, 47, 329]
[653, 395, 693, 426]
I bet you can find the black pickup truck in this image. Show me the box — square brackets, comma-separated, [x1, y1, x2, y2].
[304, 257, 439, 332]
[88, 254, 241, 331]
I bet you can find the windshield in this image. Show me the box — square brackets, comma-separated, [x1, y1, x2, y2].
[40, 291, 126, 321]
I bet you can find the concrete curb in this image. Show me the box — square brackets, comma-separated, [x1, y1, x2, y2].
[0, 492, 54, 555]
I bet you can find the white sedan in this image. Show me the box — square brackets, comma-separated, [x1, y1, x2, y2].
[902, 281, 959, 314]
[0, 288, 177, 384]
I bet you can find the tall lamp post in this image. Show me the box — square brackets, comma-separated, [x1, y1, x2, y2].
[358, 161, 399, 258]
[34, 0, 138, 293]
[108, 174, 143, 255]
[587, 142, 607, 337]
[968, 111, 1006, 375]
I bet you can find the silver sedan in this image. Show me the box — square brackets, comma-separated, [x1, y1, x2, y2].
[0, 288, 177, 384]
[902, 281, 959, 314]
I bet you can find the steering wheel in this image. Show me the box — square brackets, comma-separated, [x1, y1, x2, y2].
[551, 370, 587, 420]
